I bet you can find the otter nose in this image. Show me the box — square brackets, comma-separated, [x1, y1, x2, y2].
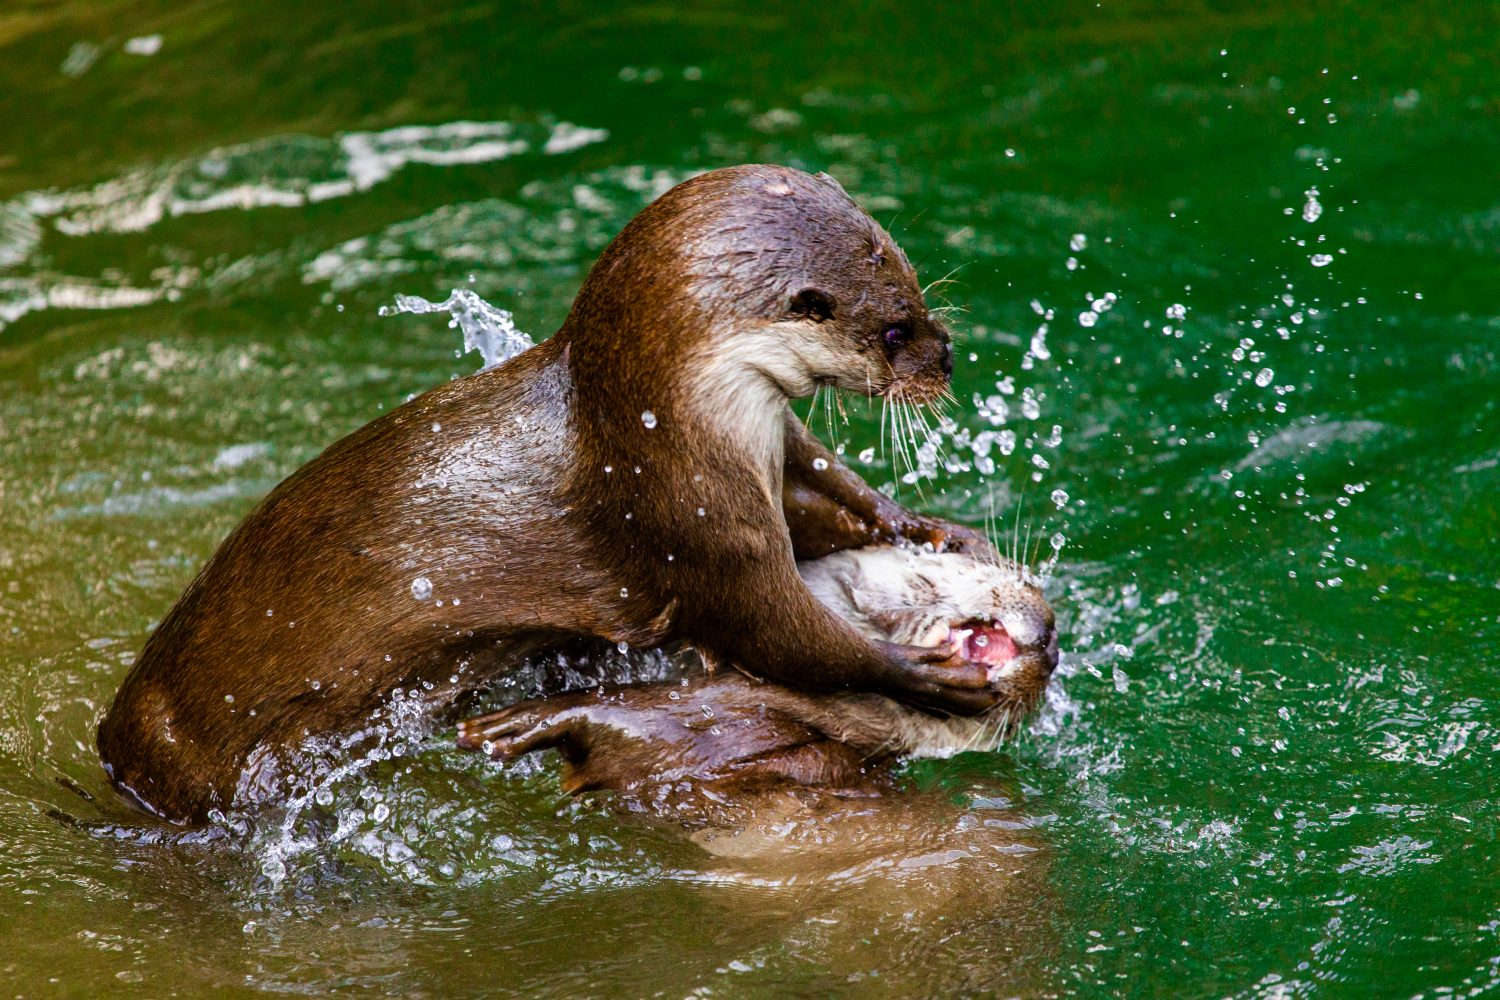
[941, 341, 954, 376]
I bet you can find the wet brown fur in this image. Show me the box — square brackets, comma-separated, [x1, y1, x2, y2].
[97, 165, 990, 823]
[459, 674, 892, 818]
[455, 547, 1060, 823]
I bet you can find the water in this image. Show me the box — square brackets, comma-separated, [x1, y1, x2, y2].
[2, 2, 1498, 995]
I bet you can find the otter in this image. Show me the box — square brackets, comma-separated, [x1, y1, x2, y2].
[98, 164, 1036, 824]
[454, 545, 1059, 824]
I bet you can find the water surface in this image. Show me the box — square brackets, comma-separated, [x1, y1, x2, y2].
[2, 2, 1498, 996]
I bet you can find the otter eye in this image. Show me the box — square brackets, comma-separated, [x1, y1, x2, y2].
[883, 324, 912, 348]
[788, 288, 836, 323]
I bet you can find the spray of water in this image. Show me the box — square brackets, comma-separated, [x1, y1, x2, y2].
[378, 288, 534, 370]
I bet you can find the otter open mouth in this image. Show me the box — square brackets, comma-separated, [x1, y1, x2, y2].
[947, 620, 1018, 667]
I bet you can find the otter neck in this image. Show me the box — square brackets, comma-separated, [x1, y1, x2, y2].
[683, 332, 797, 482]
[560, 317, 797, 500]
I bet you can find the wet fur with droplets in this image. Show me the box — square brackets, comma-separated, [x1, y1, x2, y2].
[97, 164, 1016, 824]
[456, 545, 1059, 824]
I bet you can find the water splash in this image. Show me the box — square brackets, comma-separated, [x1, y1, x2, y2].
[378, 289, 533, 370]
[224, 644, 683, 891]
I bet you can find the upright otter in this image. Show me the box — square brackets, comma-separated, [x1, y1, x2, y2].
[455, 545, 1059, 824]
[98, 164, 1032, 824]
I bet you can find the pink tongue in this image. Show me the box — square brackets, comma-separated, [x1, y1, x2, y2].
[958, 622, 1018, 666]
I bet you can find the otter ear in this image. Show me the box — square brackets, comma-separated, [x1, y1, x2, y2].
[788, 287, 837, 323]
[814, 171, 850, 196]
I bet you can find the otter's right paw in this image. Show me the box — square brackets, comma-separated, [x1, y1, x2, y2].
[877, 642, 1002, 717]
[455, 703, 580, 761]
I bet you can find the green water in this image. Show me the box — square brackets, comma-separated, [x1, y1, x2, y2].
[3, 2, 1498, 995]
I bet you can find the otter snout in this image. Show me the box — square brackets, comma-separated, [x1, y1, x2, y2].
[884, 315, 955, 404]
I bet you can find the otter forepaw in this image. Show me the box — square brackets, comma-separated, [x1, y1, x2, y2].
[901, 514, 993, 556]
[866, 494, 990, 556]
[877, 641, 1002, 717]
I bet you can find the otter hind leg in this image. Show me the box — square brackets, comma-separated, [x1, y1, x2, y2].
[456, 700, 585, 761]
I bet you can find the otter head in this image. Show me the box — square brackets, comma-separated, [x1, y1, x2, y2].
[683, 165, 955, 407]
[562, 165, 956, 458]
[800, 545, 1060, 748]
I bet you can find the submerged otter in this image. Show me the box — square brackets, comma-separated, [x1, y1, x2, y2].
[456, 544, 1059, 823]
[98, 164, 1042, 824]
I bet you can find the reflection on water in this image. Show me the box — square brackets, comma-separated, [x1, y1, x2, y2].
[1, 0, 1498, 996]
[0, 118, 607, 334]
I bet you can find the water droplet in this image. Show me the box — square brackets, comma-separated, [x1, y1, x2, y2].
[603, 465, 613, 473]
[1077, 311, 1097, 328]
[620, 587, 629, 598]
[310, 679, 321, 691]
[372, 803, 390, 823]
[1255, 368, 1275, 387]
[265, 608, 273, 617]
[431, 422, 442, 433]
[224, 693, 235, 704]
[1302, 188, 1323, 223]
[1051, 488, 1069, 508]
[410, 576, 433, 601]
[1166, 303, 1188, 320]
[1069, 233, 1088, 252]
[858, 447, 875, 463]
[616, 641, 629, 654]
[1310, 254, 1333, 267]
[697, 507, 706, 517]
[641, 410, 658, 429]
[812, 457, 829, 471]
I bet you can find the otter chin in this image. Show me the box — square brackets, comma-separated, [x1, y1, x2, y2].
[97, 164, 1016, 824]
[455, 543, 1060, 823]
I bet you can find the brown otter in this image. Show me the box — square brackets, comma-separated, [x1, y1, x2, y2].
[98, 164, 1034, 824]
[455, 545, 1059, 824]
